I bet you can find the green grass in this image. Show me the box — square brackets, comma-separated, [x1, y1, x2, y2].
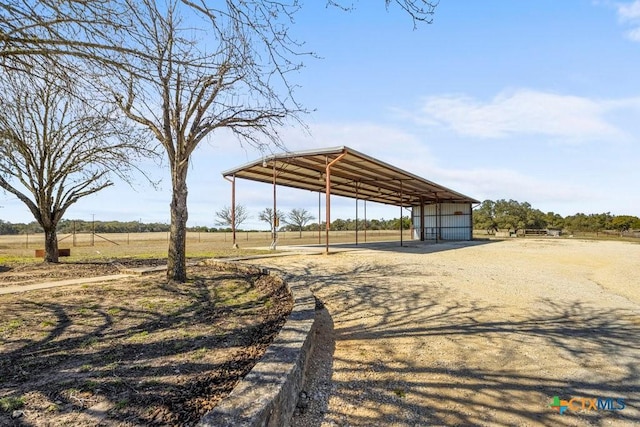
[0, 396, 25, 412]
[80, 336, 98, 348]
[191, 347, 208, 360]
[81, 380, 99, 391]
[7, 319, 22, 329]
[1, 319, 23, 334]
[214, 280, 260, 306]
[128, 330, 150, 342]
[393, 388, 406, 398]
[114, 399, 129, 410]
[0, 255, 39, 264]
[46, 403, 60, 412]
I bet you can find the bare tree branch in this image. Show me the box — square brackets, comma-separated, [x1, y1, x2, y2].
[327, 1, 439, 27]
[0, 64, 154, 262]
[258, 207, 286, 231]
[214, 205, 250, 229]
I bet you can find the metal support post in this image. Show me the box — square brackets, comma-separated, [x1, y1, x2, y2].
[325, 152, 347, 254]
[355, 183, 359, 245]
[271, 162, 278, 250]
[399, 181, 403, 247]
[223, 175, 238, 248]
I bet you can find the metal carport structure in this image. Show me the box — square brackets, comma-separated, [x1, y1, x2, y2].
[221, 146, 479, 252]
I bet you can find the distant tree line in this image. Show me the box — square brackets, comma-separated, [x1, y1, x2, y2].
[291, 217, 412, 232]
[5, 199, 636, 236]
[474, 199, 640, 234]
[214, 205, 413, 236]
[0, 219, 172, 235]
[0, 212, 413, 236]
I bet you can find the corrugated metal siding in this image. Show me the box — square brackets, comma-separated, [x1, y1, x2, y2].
[411, 203, 472, 241]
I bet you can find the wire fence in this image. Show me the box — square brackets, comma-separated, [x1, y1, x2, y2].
[473, 229, 640, 240]
[4, 229, 407, 246]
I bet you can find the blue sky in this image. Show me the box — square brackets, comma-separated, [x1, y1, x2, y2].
[2, 0, 640, 229]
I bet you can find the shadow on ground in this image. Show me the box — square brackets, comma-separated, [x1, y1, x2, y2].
[286, 261, 640, 426]
[282, 238, 497, 256]
[0, 268, 292, 426]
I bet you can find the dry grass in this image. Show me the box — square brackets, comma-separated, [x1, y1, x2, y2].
[0, 230, 409, 263]
[0, 265, 292, 426]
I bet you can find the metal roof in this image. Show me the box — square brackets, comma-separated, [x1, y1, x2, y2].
[222, 146, 479, 206]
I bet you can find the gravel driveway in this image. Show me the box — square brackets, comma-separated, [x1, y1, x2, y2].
[260, 238, 640, 426]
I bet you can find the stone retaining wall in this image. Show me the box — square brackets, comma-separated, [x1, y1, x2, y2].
[198, 260, 317, 427]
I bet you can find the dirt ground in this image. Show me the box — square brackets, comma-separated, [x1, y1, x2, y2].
[0, 259, 168, 289]
[261, 238, 640, 426]
[0, 261, 292, 426]
[2, 238, 638, 426]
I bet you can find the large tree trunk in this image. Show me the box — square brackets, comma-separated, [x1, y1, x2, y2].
[167, 165, 189, 282]
[43, 226, 59, 263]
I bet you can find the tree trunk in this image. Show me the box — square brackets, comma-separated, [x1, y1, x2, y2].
[44, 226, 59, 263]
[299, 227, 302, 238]
[167, 166, 189, 282]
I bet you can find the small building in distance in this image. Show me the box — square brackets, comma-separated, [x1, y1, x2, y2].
[412, 203, 474, 241]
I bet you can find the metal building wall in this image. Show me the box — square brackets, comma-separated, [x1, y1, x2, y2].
[412, 203, 473, 241]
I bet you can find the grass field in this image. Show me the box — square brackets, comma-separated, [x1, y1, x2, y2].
[4, 228, 634, 263]
[0, 230, 410, 262]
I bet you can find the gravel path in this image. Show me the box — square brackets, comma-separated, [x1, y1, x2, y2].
[260, 238, 640, 426]
[0, 274, 133, 294]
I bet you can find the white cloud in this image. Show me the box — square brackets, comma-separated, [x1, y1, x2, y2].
[626, 26, 640, 40]
[305, 122, 435, 165]
[617, 0, 640, 20]
[407, 89, 639, 143]
[615, 1, 640, 41]
[432, 167, 592, 206]
[203, 121, 597, 211]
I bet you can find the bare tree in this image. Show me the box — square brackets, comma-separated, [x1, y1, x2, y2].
[0, 0, 438, 59]
[286, 208, 315, 238]
[215, 205, 250, 230]
[110, 0, 308, 281]
[1, 0, 439, 281]
[0, 66, 152, 262]
[0, 0, 153, 76]
[258, 208, 286, 231]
